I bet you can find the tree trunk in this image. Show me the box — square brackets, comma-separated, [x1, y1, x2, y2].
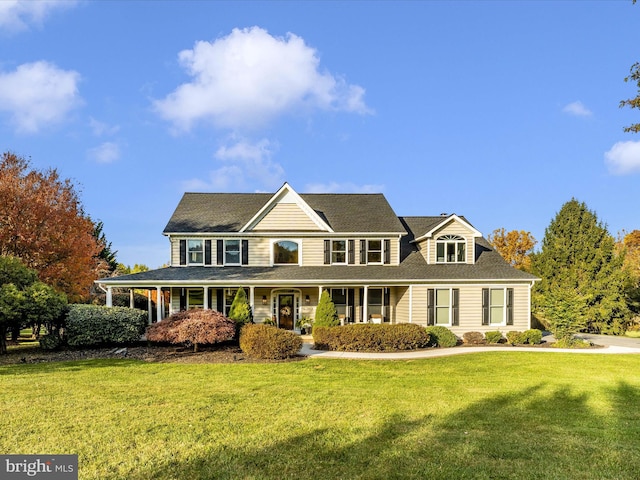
[11, 324, 20, 342]
[0, 325, 7, 354]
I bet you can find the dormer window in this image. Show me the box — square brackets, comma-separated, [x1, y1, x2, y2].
[436, 235, 466, 263]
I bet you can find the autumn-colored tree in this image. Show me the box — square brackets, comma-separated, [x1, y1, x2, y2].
[618, 229, 640, 315]
[620, 1, 639, 133]
[488, 228, 537, 271]
[0, 152, 105, 301]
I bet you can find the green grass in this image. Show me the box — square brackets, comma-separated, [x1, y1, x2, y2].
[624, 330, 640, 338]
[2, 353, 640, 479]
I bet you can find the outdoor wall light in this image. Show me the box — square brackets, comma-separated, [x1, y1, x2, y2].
[305, 295, 310, 305]
[262, 295, 268, 305]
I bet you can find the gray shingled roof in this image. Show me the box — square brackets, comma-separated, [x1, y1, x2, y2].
[163, 193, 406, 234]
[99, 235, 537, 285]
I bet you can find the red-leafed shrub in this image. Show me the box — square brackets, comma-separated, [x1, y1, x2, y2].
[146, 310, 236, 352]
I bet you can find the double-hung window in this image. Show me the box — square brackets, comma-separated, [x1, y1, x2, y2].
[367, 240, 383, 264]
[428, 288, 459, 326]
[225, 240, 241, 265]
[332, 240, 347, 264]
[482, 288, 514, 326]
[187, 239, 204, 265]
[436, 235, 466, 263]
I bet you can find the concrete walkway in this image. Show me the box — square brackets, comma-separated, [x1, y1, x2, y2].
[299, 333, 640, 360]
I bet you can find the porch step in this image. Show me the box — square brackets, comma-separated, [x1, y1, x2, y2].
[300, 334, 314, 344]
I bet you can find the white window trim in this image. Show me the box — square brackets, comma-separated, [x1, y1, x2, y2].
[435, 235, 466, 264]
[366, 239, 384, 265]
[187, 288, 204, 310]
[434, 287, 453, 326]
[224, 239, 242, 266]
[271, 239, 302, 266]
[331, 239, 348, 265]
[488, 287, 507, 326]
[187, 239, 204, 266]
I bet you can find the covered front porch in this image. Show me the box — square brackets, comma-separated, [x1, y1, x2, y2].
[103, 283, 402, 331]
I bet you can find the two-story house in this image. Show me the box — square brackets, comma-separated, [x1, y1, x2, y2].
[97, 183, 538, 335]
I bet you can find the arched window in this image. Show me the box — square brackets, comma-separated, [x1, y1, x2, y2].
[436, 235, 466, 263]
[273, 240, 299, 265]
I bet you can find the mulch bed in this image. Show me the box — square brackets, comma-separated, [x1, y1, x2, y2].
[0, 343, 305, 366]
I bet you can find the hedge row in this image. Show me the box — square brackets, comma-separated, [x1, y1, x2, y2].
[65, 304, 147, 347]
[312, 323, 431, 352]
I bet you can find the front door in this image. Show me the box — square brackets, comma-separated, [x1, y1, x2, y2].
[278, 294, 294, 329]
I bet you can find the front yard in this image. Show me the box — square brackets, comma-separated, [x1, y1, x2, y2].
[1, 353, 640, 479]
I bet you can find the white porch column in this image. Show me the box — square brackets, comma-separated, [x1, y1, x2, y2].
[129, 289, 135, 309]
[409, 285, 413, 323]
[249, 286, 255, 315]
[156, 287, 163, 321]
[147, 290, 152, 325]
[363, 286, 369, 323]
[203, 286, 209, 310]
[106, 286, 113, 307]
[318, 285, 323, 301]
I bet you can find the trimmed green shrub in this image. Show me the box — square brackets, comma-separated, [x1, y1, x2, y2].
[484, 330, 503, 344]
[462, 331, 484, 345]
[228, 288, 252, 325]
[314, 290, 339, 327]
[146, 310, 236, 352]
[239, 324, 302, 360]
[522, 329, 543, 345]
[506, 331, 524, 345]
[66, 304, 147, 347]
[312, 324, 431, 352]
[425, 326, 458, 348]
[506, 329, 543, 345]
[39, 333, 62, 351]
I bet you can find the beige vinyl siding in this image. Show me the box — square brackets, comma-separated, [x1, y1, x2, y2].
[170, 238, 180, 266]
[430, 221, 476, 264]
[395, 287, 410, 324]
[247, 237, 271, 266]
[252, 203, 321, 231]
[405, 283, 530, 334]
[302, 238, 324, 265]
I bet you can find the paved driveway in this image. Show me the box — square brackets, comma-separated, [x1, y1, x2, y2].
[575, 333, 640, 348]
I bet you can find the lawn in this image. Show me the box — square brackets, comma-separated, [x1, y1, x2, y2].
[1, 353, 640, 479]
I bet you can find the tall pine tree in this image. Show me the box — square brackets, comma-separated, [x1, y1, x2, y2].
[531, 199, 630, 335]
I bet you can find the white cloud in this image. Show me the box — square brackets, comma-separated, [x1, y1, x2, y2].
[605, 140, 640, 175]
[0, 61, 81, 133]
[182, 138, 285, 191]
[0, 0, 78, 33]
[562, 101, 592, 117]
[305, 181, 384, 194]
[89, 117, 120, 136]
[88, 142, 120, 164]
[154, 26, 371, 132]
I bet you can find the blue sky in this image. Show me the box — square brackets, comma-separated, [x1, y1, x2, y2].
[1, 0, 639, 268]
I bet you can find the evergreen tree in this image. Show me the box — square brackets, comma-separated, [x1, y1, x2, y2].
[531, 199, 631, 335]
[228, 288, 252, 325]
[314, 290, 339, 327]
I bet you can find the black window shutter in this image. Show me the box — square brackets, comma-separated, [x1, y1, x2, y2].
[216, 289, 224, 312]
[179, 240, 186, 265]
[360, 240, 367, 264]
[324, 240, 330, 264]
[207, 288, 213, 310]
[452, 289, 459, 326]
[384, 239, 391, 264]
[180, 288, 186, 311]
[241, 240, 249, 265]
[216, 240, 223, 265]
[482, 288, 489, 325]
[204, 240, 212, 265]
[506, 288, 514, 325]
[427, 288, 435, 326]
[348, 240, 355, 264]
